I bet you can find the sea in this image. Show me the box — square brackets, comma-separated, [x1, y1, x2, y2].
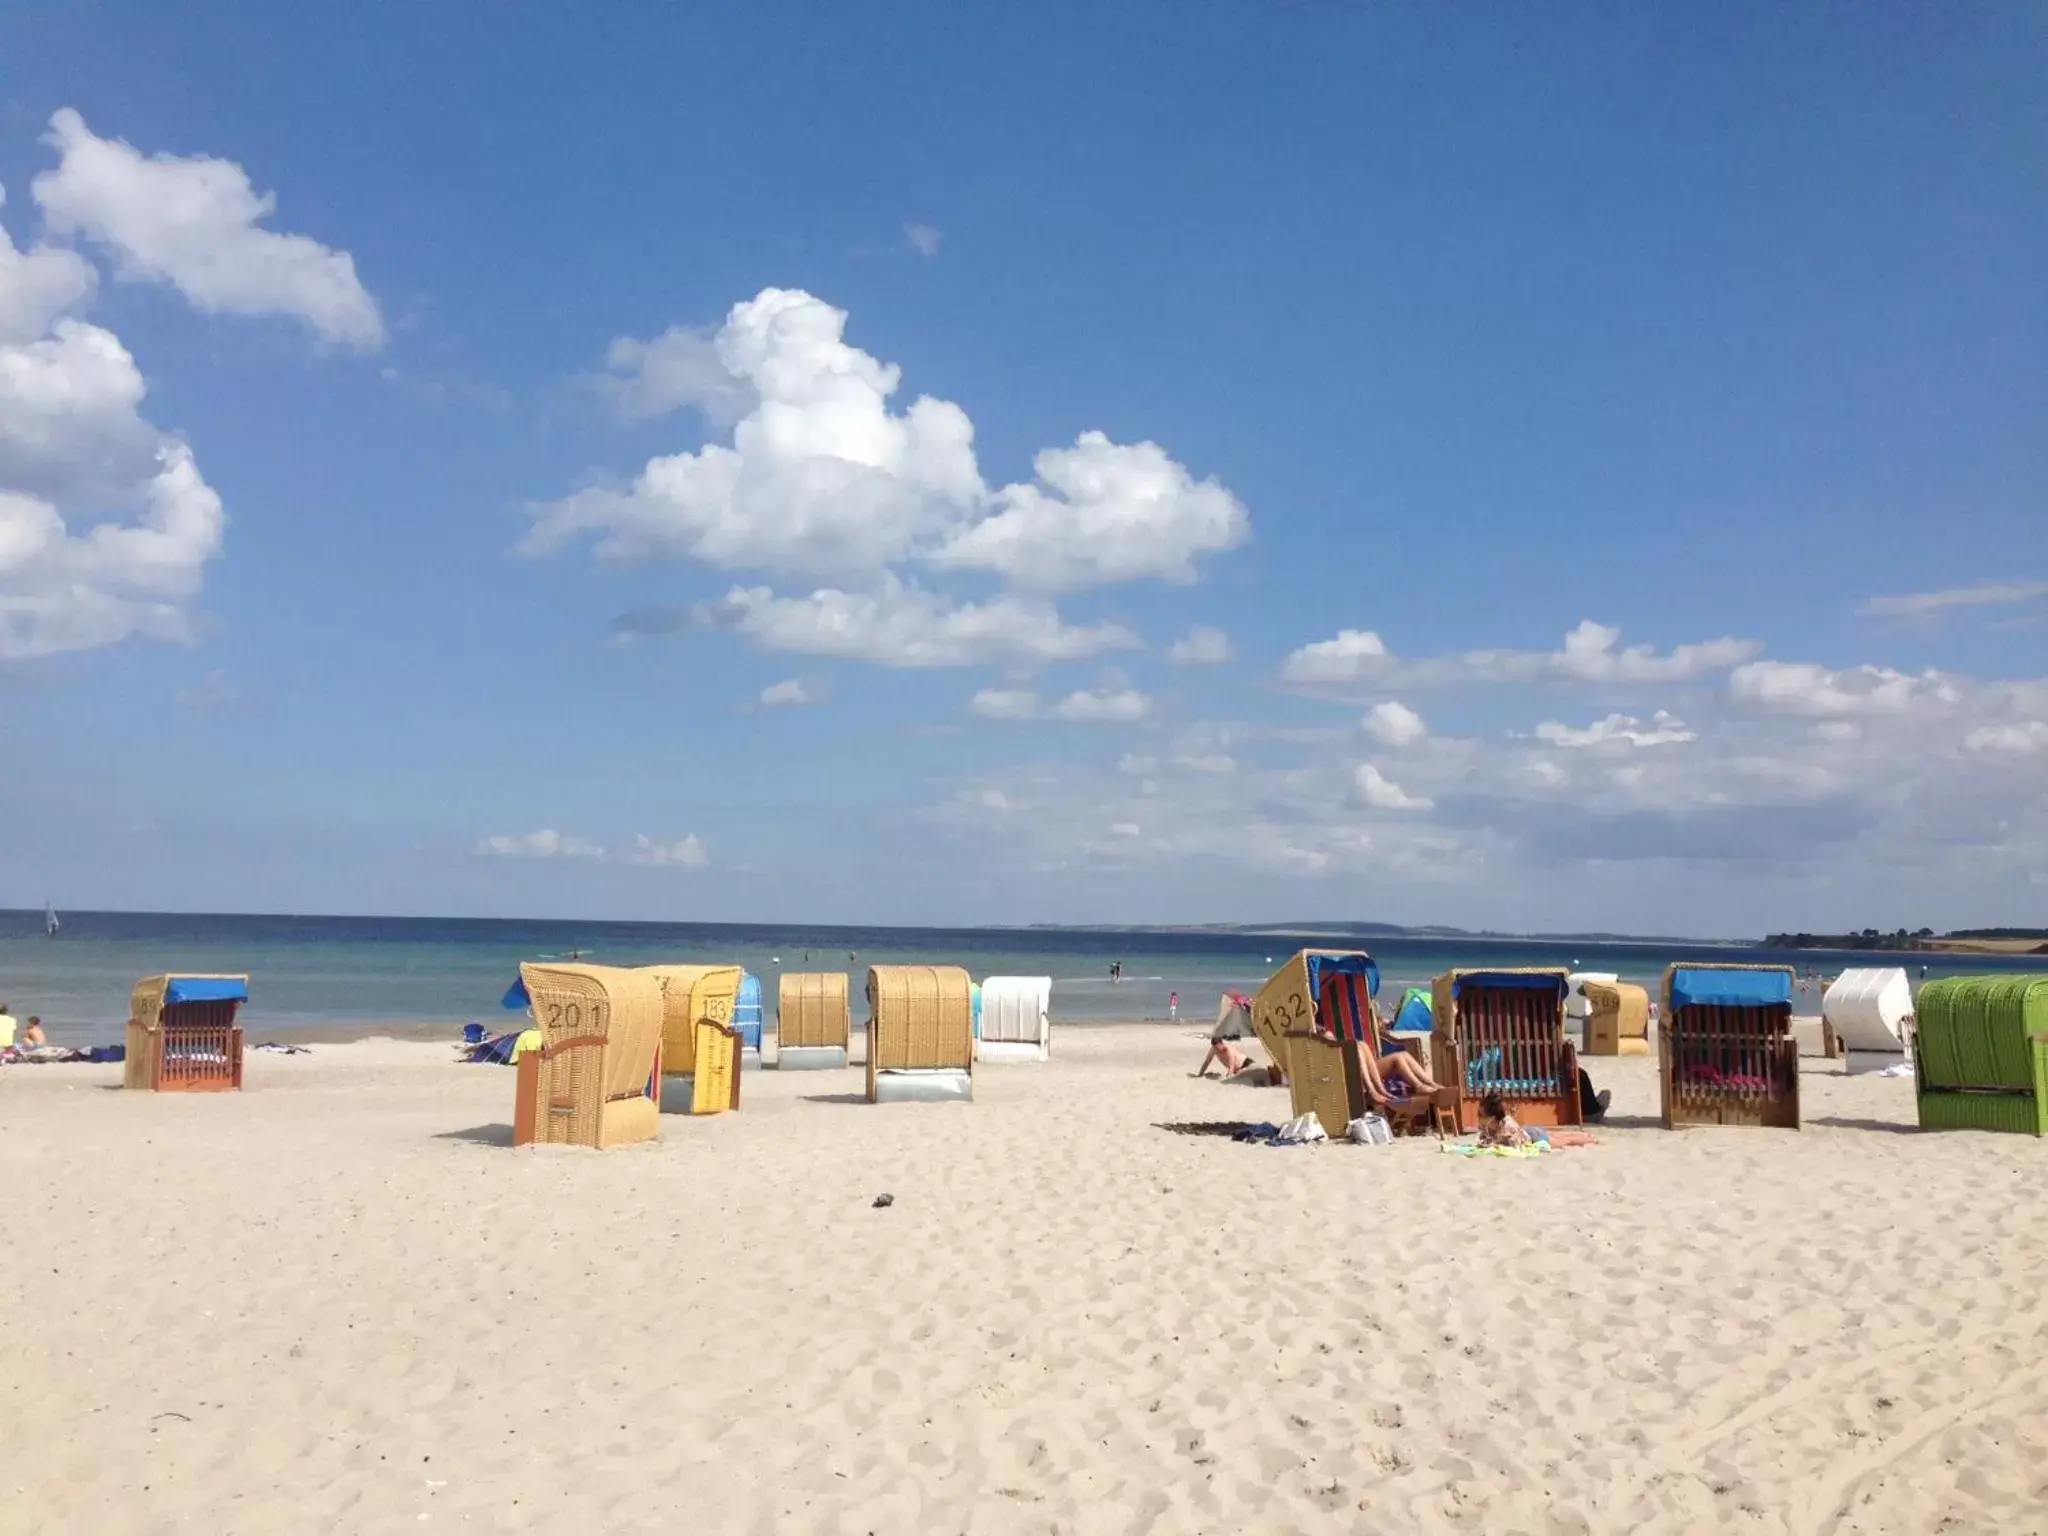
[4, 909, 2041, 1046]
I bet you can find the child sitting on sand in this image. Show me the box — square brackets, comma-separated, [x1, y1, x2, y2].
[1475, 1091, 1530, 1149]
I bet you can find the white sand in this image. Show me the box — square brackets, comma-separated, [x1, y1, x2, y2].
[2, 1027, 2045, 1534]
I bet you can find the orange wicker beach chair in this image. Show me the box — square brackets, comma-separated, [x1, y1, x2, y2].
[510, 962, 665, 1148]
[1582, 981, 1652, 1057]
[776, 971, 850, 1069]
[1659, 963, 1799, 1129]
[1254, 950, 1455, 1138]
[124, 974, 248, 1092]
[1431, 969, 1582, 1133]
[866, 965, 973, 1103]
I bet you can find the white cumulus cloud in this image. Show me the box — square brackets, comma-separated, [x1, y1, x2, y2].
[33, 109, 383, 349]
[904, 221, 941, 259]
[0, 208, 227, 660]
[478, 829, 604, 860]
[530, 289, 979, 577]
[1283, 620, 1757, 691]
[1166, 625, 1233, 665]
[631, 833, 709, 868]
[1354, 762, 1432, 811]
[1282, 628, 1388, 685]
[683, 579, 1138, 669]
[1534, 711, 1695, 748]
[0, 188, 95, 344]
[1964, 721, 2048, 755]
[931, 431, 1248, 591]
[969, 687, 1041, 719]
[533, 288, 1248, 599]
[586, 324, 753, 424]
[758, 676, 826, 708]
[1729, 660, 1962, 717]
[1363, 700, 1428, 747]
[1052, 688, 1152, 723]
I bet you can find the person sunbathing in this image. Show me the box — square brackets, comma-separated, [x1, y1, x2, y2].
[21, 1017, 47, 1047]
[1321, 1017, 1444, 1098]
[1194, 1038, 1258, 1078]
[1475, 1091, 1530, 1148]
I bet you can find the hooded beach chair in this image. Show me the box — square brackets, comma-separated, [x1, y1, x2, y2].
[642, 964, 745, 1112]
[1254, 951, 1454, 1139]
[510, 963, 665, 1148]
[1212, 990, 1254, 1040]
[775, 972, 850, 1069]
[1824, 967, 1915, 1075]
[1431, 969, 1582, 1132]
[866, 965, 974, 1103]
[1659, 963, 1799, 1129]
[1582, 981, 1652, 1057]
[1913, 975, 2048, 1135]
[124, 974, 248, 1092]
[733, 971, 764, 1065]
[976, 975, 1052, 1063]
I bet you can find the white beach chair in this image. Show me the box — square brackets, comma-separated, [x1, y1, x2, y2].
[1824, 967, 1915, 1075]
[976, 976, 1051, 1063]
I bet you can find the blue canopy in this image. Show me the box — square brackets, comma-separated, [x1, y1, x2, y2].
[1452, 971, 1566, 997]
[500, 975, 530, 1010]
[1671, 967, 1793, 1010]
[733, 971, 763, 1049]
[165, 976, 248, 1005]
[1305, 951, 1379, 1002]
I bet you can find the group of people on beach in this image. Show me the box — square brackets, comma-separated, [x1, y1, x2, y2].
[0, 1004, 47, 1051]
[1192, 989, 1611, 1125]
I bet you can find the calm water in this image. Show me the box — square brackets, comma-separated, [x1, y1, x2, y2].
[3, 909, 2041, 1046]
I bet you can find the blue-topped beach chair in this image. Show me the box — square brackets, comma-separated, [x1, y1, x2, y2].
[1659, 963, 1799, 1129]
[1431, 968, 1581, 1133]
[124, 974, 249, 1092]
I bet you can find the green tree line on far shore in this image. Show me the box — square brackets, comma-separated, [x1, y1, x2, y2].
[1765, 927, 2048, 951]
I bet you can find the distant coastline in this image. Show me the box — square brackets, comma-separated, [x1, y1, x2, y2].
[1761, 927, 2048, 957]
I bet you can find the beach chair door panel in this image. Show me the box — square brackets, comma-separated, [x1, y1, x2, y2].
[691, 1021, 741, 1114]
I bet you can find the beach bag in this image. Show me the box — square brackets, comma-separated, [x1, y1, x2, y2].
[1347, 1113, 1394, 1145]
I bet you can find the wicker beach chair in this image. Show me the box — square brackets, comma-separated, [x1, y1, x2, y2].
[1658, 963, 1800, 1129]
[1254, 951, 1455, 1138]
[643, 964, 743, 1077]
[1582, 981, 1652, 1057]
[1825, 967, 1915, 1074]
[1914, 975, 2048, 1135]
[124, 974, 248, 1092]
[511, 963, 665, 1149]
[1431, 969, 1582, 1132]
[977, 976, 1052, 1063]
[866, 965, 974, 1103]
[776, 972, 850, 1069]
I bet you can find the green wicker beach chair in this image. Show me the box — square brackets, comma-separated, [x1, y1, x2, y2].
[1914, 976, 2048, 1136]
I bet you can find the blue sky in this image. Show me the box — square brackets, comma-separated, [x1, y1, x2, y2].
[1, 4, 2042, 935]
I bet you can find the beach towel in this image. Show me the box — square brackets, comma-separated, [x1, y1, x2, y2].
[1442, 1140, 1550, 1158]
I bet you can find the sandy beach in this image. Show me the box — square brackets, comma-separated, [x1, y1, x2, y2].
[3, 1024, 2045, 1535]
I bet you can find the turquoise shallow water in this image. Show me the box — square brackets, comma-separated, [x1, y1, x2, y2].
[3, 909, 2038, 1046]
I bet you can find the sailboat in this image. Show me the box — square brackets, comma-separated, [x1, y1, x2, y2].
[44, 902, 59, 937]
